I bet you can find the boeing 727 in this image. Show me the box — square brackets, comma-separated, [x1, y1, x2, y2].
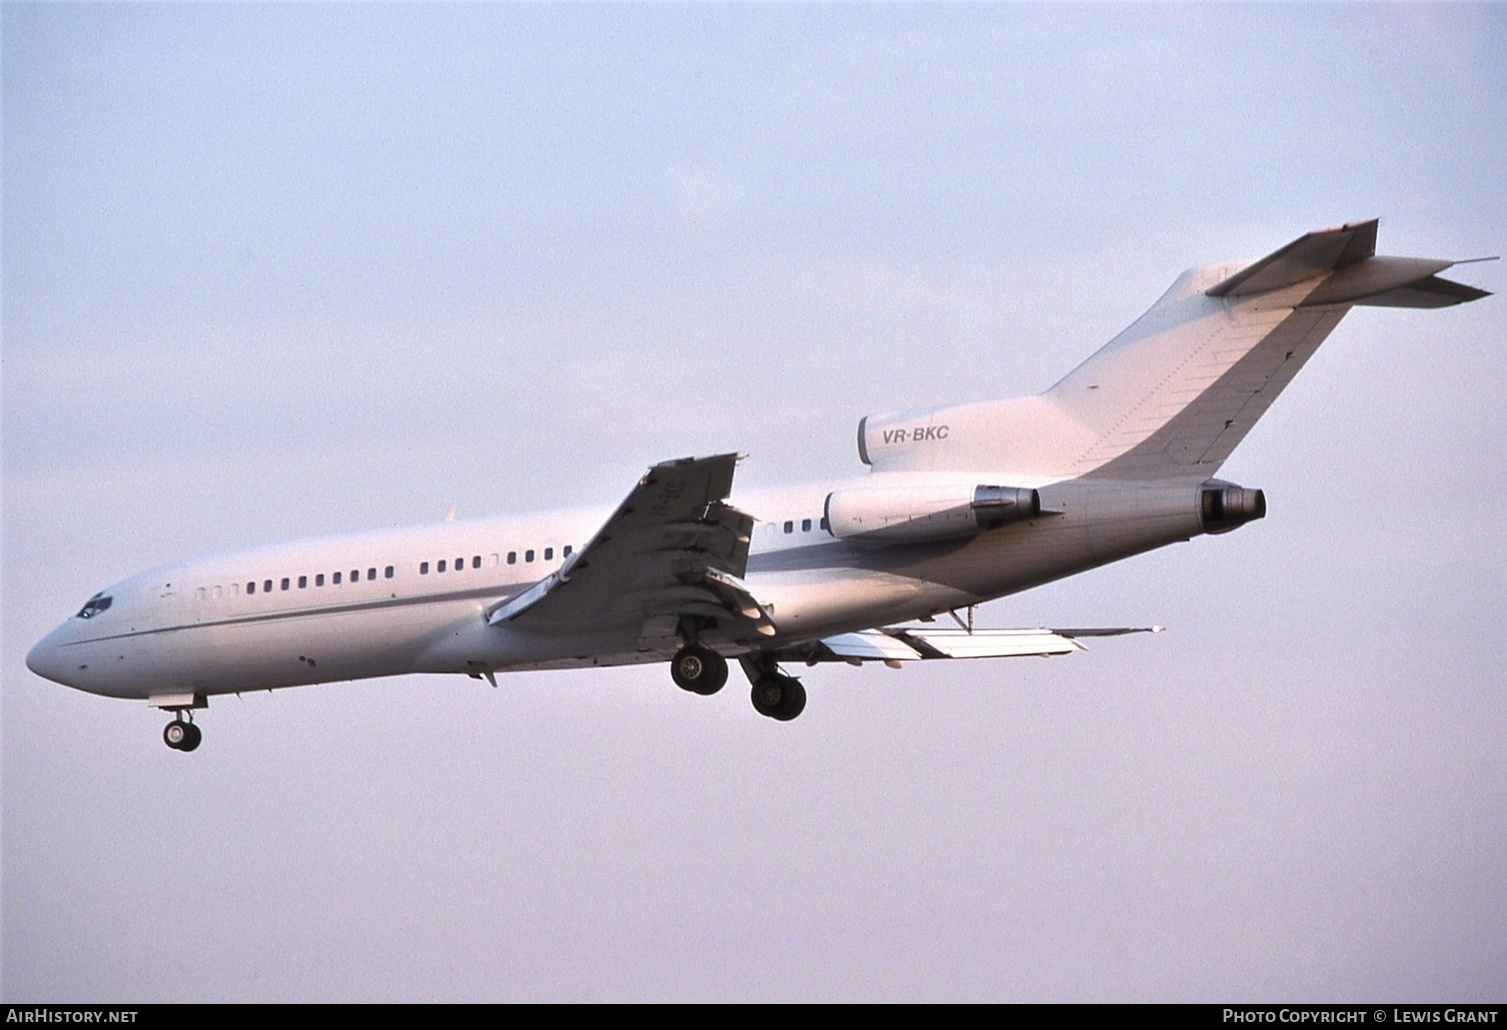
[26, 220, 1490, 750]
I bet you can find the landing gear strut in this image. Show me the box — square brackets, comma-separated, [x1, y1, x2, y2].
[163, 713, 202, 752]
[670, 644, 729, 695]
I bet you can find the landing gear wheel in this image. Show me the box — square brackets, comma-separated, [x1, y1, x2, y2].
[671, 645, 728, 695]
[777, 679, 806, 721]
[179, 722, 202, 752]
[163, 718, 202, 752]
[751, 675, 806, 721]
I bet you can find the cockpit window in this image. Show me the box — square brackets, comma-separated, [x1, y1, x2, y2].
[75, 592, 113, 619]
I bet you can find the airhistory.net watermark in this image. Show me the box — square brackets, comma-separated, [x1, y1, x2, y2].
[5, 1011, 138, 1024]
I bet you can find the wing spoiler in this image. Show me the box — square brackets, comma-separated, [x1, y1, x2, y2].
[482, 453, 774, 643]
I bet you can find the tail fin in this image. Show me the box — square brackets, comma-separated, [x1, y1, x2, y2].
[856, 220, 1488, 481]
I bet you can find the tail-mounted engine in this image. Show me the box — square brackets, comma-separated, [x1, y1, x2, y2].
[1200, 481, 1266, 535]
[825, 484, 1041, 545]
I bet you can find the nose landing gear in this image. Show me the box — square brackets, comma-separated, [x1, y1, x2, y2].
[150, 692, 207, 752]
[163, 714, 202, 752]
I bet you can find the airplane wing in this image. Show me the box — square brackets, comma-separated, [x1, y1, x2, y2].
[779, 625, 1162, 666]
[483, 454, 776, 646]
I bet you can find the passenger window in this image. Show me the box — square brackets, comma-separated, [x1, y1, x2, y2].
[315, 574, 324, 587]
[472, 556, 481, 569]
[563, 545, 573, 557]
[438, 560, 447, 573]
[784, 521, 793, 534]
[385, 566, 394, 579]
[544, 547, 553, 560]
[420, 562, 429, 575]
[333, 572, 342, 585]
[455, 557, 463, 570]
[247, 582, 256, 594]
[508, 551, 517, 564]
[264, 580, 273, 593]
[368, 568, 376, 580]
[802, 519, 812, 532]
[490, 554, 500, 566]
[526, 549, 535, 562]
[298, 576, 307, 589]
[213, 585, 223, 598]
[196, 588, 206, 601]
[820, 517, 829, 531]
[281, 578, 290, 591]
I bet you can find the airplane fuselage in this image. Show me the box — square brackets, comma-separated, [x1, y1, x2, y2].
[27, 473, 1211, 701]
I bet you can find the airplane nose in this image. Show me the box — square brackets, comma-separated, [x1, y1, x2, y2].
[26, 629, 72, 686]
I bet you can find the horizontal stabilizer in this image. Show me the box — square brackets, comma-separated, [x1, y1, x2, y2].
[1353, 274, 1491, 309]
[1208, 219, 1489, 308]
[1208, 219, 1379, 298]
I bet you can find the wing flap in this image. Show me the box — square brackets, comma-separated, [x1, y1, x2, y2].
[791, 624, 1164, 664]
[485, 454, 773, 645]
[820, 631, 924, 662]
[906, 628, 1084, 658]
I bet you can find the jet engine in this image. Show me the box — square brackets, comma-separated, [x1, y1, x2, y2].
[1199, 482, 1266, 534]
[825, 484, 1041, 544]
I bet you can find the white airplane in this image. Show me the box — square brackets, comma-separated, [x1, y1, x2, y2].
[26, 220, 1490, 751]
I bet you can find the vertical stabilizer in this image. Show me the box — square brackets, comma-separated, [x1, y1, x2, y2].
[854, 221, 1487, 481]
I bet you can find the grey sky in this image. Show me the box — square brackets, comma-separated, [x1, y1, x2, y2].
[4, 3, 1504, 1001]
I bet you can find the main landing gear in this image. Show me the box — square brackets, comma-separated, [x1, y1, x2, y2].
[740, 654, 806, 722]
[670, 644, 729, 695]
[667, 645, 807, 721]
[163, 713, 202, 752]
[750, 673, 806, 721]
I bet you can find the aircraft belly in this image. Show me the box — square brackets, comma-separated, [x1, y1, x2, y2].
[753, 480, 1205, 638]
[413, 612, 650, 676]
[751, 567, 938, 641]
[88, 600, 475, 697]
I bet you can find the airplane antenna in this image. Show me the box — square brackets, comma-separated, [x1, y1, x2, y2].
[444, 503, 457, 522]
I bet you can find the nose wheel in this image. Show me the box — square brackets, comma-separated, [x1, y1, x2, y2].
[163, 715, 202, 752]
